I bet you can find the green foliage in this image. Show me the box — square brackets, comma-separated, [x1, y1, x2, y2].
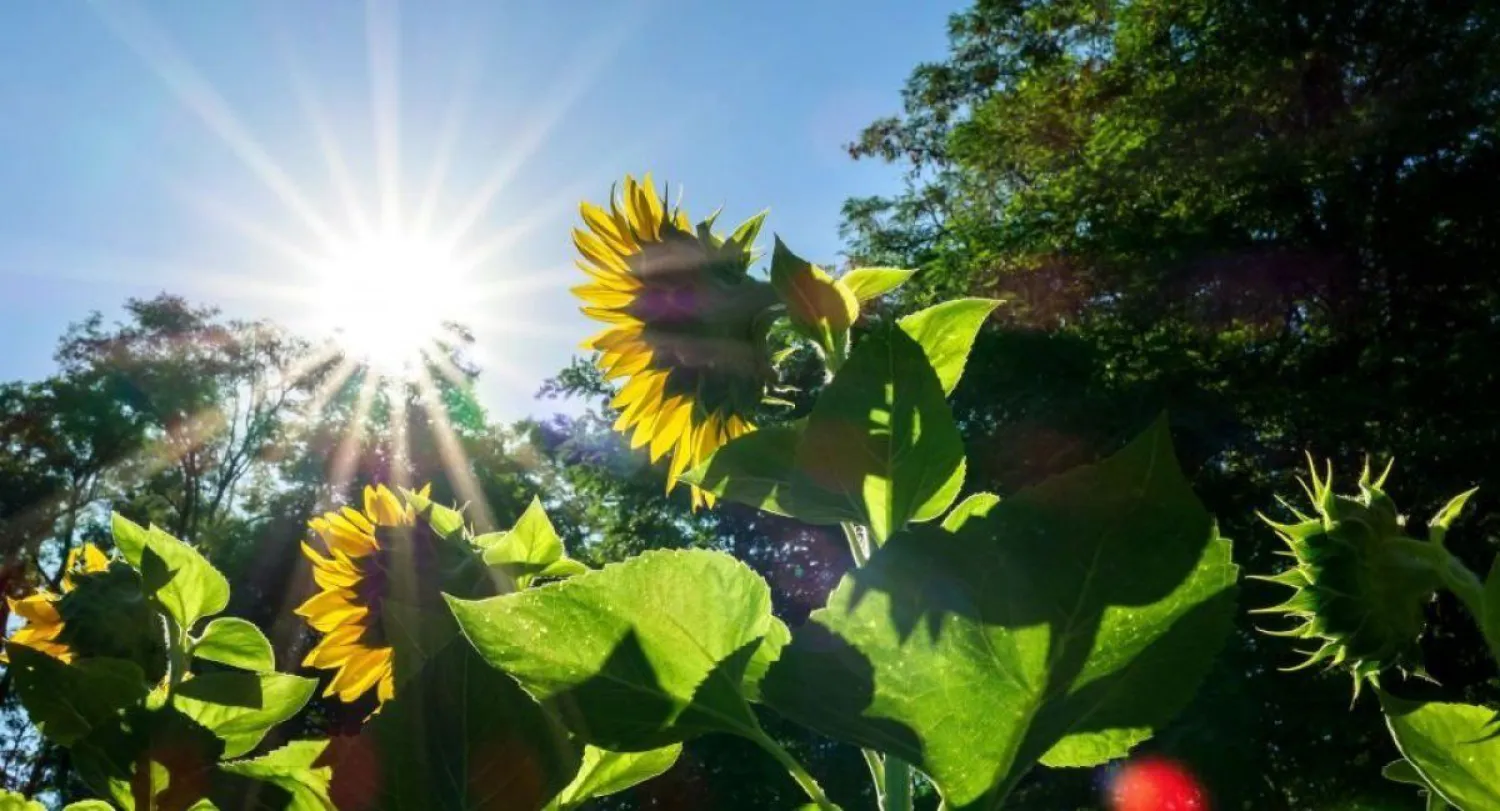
[547, 745, 682, 811]
[476, 497, 589, 589]
[112, 514, 230, 634]
[1381, 694, 1500, 810]
[762, 419, 1237, 808]
[450, 549, 786, 750]
[896, 299, 999, 395]
[191, 618, 276, 673]
[7, 646, 148, 747]
[218, 741, 334, 811]
[838, 268, 915, 302]
[173, 673, 317, 759]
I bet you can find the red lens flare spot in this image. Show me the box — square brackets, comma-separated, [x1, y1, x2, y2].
[1107, 755, 1209, 811]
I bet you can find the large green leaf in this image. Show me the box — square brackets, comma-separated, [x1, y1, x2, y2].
[218, 741, 334, 811]
[762, 418, 1237, 809]
[6, 646, 148, 746]
[173, 672, 316, 758]
[897, 298, 1000, 395]
[1385, 759, 1455, 811]
[71, 705, 224, 811]
[192, 618, 275, 673]
[449, 549, 782, 751]
[1382, 694, 1500, 810]
[795, 324, 966, 541]
[681, 425, 862, 526]
[549, 745, 682, 810]
[327, 635, 580, 811]
[112, 514, 229, 632]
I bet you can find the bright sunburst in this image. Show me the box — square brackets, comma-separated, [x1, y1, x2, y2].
[312, 231, 468, 376]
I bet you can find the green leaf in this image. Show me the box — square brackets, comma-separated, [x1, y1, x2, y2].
[941, 492, 1000, 531]
[681, 425, 862, 526]
[771, 238, 859, 356]
[327, 634, 580, 811]
[172, 672, 316, 758]
[219, 740, 334, 811]
[0, 790, 45, 810]
[449, 549, 781, 750]
[62, 802, 115, 810]
[481, 497, 585, 588]
[796, 324, 966, 541]
[1382, 693, 1500, 810]
[71, 706, 223, 811]
[7, 646, 148, 746]
[192, 617, 275, 672]
[762, 418, 1238, 809]
[402, 488, 467, 540]
[1428, 487, 1478, 546]
[551, 745, 682, 810]
[897, 298, 1000, 395]
[111, 514, 229, 632]
[840, 267, 916, 302]
[1385, 759, 1455, 811]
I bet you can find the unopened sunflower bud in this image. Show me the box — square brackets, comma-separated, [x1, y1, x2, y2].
[770, 237, 859, 360]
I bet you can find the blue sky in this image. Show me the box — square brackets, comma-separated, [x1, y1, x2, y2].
[0, 0, 962, 420]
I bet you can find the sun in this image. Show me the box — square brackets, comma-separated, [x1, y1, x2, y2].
[312, 231, 468, 376]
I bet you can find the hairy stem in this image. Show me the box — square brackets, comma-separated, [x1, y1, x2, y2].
[885, 756, 913, 811]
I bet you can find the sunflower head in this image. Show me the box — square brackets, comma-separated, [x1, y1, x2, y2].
[1253, 460, 1450, 684]
[297, 484, 493, 708]
[3, 544, 163, 676]
[574, 174, 781, 508]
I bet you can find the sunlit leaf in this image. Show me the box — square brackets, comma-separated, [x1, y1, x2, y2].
[402, 488, 467, 540]
[173, 672, 316, 758]
[796, 324, 965, 541]
[192, 617, 275, 672]
[219, 740, 335, 811]
[550, 745, 682, 810]
[479, 497, 585, 588]
[840, 267, 916, 302]
[112, 514, 229, 633]
[681, 424, 861, 526]
[762, 418, 1237, 809]
[1382, 693, 1500, 810]
[1384, 759, 1456, 811]
[0, 789, 45, 810]
[449, 549, 782, 750]
[897, 298, 1000, 395]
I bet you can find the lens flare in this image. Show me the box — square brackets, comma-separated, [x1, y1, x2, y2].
[1107, 755, 1209, 811]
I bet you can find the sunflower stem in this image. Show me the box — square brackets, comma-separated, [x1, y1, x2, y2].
[884, 756, 913, 811]
[751, 729, 840, 810]
[841, 522, 870, 567]
[1392, 538, 1486, 625]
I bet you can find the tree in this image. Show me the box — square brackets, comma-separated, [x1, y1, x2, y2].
[840, 0, 1500, 806]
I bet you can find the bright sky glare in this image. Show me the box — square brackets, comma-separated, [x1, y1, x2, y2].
[0, 0, 964, 420]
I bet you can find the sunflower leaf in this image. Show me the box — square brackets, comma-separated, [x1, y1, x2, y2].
[218, 740, 334, 811]
[192, 617, 275, 673]
[6, 646, 147, 746]
[448, 549, 782, 751]
[1381, 693, 1500, 809]
[403, 489, 466, 541]
[550, 745, 682, 811]
[795, 323, 966, 541]
[897, 298, 1000, 395]
[172, 672, 317, 758]
[111, 513, 229, 633]
[761, 418, 1237, 809]
[840, 267, 916, 302]
[327, 632, 580, 811]
[481, 497, 575, 589]
[681, 424, 863, 526]
[0, 790, 45, 811]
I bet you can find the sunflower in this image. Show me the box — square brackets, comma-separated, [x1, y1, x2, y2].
[573, 174, 779, 508]
[2, 543, 111, 663]
[296, 484, 427, 706]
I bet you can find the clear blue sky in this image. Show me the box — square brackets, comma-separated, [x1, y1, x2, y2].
[0, 0, 962, 420]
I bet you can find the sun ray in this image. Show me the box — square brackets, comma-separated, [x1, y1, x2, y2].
[89, 0, 340, 246]
[387, 379, 412, 491]
[326, 371, 381, 499]
[413, 45, 486, 238]
[276, 35, 377, 240]
[365, 0, 403, 232]
[414, 367, 497, 532]
[436, 25, 633, 248]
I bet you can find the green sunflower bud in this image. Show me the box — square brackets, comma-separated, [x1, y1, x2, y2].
[1253, 459, 1464, 685]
